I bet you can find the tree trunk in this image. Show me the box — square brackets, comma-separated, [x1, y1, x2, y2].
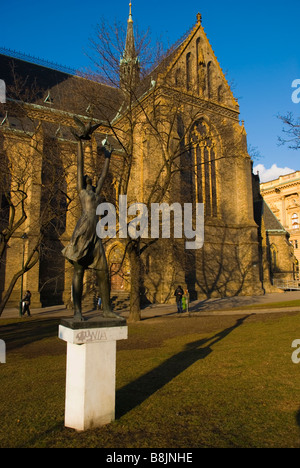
[128, 241, 141, 322]
[0, 249, 39, 317]
[0, 270, 24, 316]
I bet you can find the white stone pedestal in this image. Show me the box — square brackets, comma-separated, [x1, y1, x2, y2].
[59, 317, 127, 431]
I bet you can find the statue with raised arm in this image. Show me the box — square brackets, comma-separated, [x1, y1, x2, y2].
[62, 117, 120, 321]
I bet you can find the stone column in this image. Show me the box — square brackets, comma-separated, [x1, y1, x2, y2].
[281, 196, 287, 228]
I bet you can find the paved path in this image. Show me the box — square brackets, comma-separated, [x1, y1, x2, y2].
[1, 290, 300, 320]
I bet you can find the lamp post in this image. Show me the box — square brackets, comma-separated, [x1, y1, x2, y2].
[19, 233, 28, 317]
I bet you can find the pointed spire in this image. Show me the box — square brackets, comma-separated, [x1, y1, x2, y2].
[120, 1, 140, 91]
[128, 2, 133, 22]
[123, 2, 136, 61]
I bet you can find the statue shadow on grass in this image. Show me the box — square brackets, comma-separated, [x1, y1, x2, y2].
[116, 314, 252, 419]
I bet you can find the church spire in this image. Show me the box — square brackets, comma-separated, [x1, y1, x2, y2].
[120, 2, 140, 91]
[129, 1, 133, 22]
[124, 2, 136, 61]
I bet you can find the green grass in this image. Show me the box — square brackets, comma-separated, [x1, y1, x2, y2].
[0, 312, 300, 448]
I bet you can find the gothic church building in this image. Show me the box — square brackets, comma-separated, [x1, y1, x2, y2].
[0, 9, 294, 309]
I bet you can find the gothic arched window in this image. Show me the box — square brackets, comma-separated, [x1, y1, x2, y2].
[186, 53, 192, 91]
[191, 119, 217, 217]
[207, 61, 212, 99]
[270, 244, 278, 272]
[196, 38, 205, 96]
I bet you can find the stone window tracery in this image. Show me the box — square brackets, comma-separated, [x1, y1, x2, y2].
[191, 119, 217, 217]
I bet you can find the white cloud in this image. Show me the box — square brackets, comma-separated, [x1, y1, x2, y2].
[253, 164, 295, 183]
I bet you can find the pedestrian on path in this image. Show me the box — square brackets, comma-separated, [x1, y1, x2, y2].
[174, 285, 184, 313]
[22, 290, 31, 317]
[182, 288, 189, 313]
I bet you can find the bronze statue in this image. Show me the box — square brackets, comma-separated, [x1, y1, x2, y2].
[62, 117, 119, 321]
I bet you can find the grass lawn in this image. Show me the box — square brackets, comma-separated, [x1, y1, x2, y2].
[0, 311, 300, 448]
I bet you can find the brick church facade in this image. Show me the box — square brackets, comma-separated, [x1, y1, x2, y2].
[0, 9, 295, 310]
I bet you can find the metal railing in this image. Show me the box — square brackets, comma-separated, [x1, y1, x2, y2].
[0, 46, 77, 76]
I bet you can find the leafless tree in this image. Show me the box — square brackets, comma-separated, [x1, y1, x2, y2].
[70, 14, 251, 322]
[278, 112, 300, 150]
[0, 77, 72, 315]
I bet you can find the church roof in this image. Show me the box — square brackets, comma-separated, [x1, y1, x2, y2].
[1, 10, 239, 126]
[263, 201, 287, 233]
[133, 12, 238, 109]
[254, 198, 288, 234]
[0, 52, 123, 121]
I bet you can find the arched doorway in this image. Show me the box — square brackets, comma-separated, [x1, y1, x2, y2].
[110, 263, 125, 291]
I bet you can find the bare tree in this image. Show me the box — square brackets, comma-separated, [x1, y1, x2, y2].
[0, 79, 71, 315]
[278, 112, 300, 150]
[77, 26, 243, 320]
[1, 14, 254, 322]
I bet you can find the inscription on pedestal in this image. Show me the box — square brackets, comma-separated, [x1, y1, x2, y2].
[59, 323, 128, 345]
[75, 329, 108, 343]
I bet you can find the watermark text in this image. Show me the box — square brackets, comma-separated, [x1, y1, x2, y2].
[0, 79, 6, 104]
[96, 196, 204, 250]
[291, 339, 300, 364]
[0, 340, 6, 364]
[291, 79, 300, 104]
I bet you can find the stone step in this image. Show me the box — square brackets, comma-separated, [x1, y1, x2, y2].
[111, 292, 130, 310]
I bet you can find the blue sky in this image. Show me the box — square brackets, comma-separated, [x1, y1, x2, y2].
[1, 0, 299, 181]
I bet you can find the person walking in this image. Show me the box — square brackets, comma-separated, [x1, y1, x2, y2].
[22, 290, 31, 317]
[183, 288, 189, 313]
[182, 294, 186, 312]
[174, 285, 184, 313]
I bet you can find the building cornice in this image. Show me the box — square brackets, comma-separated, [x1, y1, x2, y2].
[260, 172, 300, 193]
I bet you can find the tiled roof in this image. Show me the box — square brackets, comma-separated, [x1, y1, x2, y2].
[254, 199, 287, 233]
[0, 53, 123, 121]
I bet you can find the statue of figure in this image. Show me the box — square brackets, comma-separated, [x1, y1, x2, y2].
[62, 117, 120, 321]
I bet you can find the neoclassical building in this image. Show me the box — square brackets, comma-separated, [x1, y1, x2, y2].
[260, 171, 300, 280]
[0, 9, 293, 309]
